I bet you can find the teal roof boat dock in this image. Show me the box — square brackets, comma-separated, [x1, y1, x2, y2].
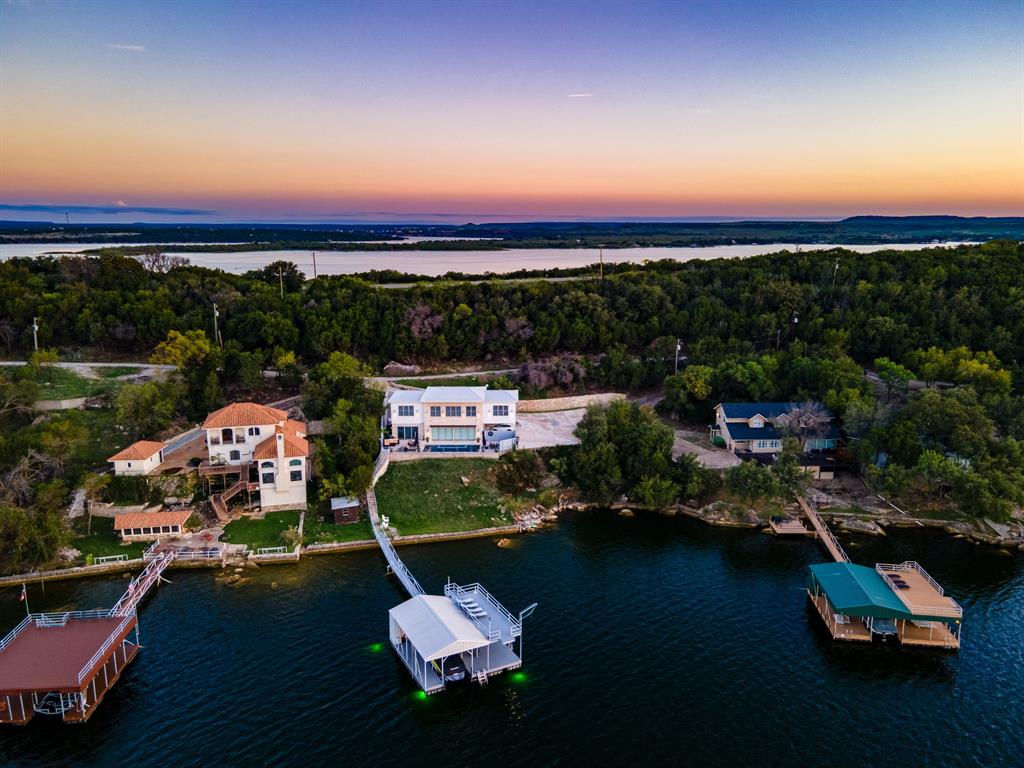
[807, 561, 962, 649]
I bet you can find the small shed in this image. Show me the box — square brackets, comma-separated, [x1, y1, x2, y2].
[330, 496, 361, 524]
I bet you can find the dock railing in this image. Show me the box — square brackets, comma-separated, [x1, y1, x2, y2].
[445, 581, 522, 639]
[0, 610, 114, 653]
[77, 610, 136, 684]
[877, 562, 962, 616]
[797, 495, 849, 563]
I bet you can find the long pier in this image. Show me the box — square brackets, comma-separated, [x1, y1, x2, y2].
[798, 495, 849, 563]
[369, 447, 536, 693]
[367, 452, 423, 597]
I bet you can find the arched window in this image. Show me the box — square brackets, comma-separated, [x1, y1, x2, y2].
[289, 459, 302, 466]
[261, 461, 274, 468]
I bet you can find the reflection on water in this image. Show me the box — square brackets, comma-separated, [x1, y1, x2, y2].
[0, 510, 1020, 767]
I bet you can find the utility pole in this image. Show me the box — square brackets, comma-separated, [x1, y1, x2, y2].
[278, 266, 285, 299]
[32, 317, 39, 352]
[674, 339, 682, 374]
[832, 257, 840, 288]
[776, 328, 781, 351]
[212, 303, 222, 348]
[311, 251, 318, 279]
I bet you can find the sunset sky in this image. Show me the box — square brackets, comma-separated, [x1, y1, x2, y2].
[1, 0, 1022, 223]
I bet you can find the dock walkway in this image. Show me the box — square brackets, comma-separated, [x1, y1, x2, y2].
[798, 495, 849, 563]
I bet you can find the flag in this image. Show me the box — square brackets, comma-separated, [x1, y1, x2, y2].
[19, 584, 26, 603]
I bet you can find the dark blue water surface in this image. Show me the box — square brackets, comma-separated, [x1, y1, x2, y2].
[2, 512, 1022, 767]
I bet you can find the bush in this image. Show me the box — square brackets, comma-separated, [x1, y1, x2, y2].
[494, 450, 544, 493]
[106, 475, 151, 505]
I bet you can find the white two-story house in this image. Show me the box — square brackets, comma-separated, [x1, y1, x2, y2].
[201, 402, 309, 511]
[386, 386, 518, 452]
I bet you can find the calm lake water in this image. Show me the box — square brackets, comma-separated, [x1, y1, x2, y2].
[0, 242, 975, 277]
[1, 512, 1021, 767]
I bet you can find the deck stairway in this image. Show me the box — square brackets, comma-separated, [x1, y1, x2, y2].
[210, 480, 258, 521]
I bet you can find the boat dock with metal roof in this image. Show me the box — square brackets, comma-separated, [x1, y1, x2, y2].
[798, 495, 962, 650]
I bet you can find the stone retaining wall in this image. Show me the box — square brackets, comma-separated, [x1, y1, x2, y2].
[518, 392, 626, 412]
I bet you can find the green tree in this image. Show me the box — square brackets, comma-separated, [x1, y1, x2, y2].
[874, 357, 914, 401]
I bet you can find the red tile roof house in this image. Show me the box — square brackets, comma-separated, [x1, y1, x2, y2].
[201, 402, 310, 513]
[107, 440, 166, 476]
[113, 509, 191, 541]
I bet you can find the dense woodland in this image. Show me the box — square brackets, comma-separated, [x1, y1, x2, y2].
[1, 240, 1023, 573]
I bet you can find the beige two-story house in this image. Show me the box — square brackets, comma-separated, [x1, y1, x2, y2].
[386, 386, 518, 452]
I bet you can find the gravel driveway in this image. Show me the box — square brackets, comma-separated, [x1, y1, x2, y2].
[516, 409, 586, 449]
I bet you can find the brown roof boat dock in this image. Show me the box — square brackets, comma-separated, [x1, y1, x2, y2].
[0, 550, 175, 725]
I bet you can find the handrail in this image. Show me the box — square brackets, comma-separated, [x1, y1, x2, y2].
[0, 615, 33, 652]
[78, 610, 135, 683]
[798, 496, 849, 563]
[876, 562, 962, 616]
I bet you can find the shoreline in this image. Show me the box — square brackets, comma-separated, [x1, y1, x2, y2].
[1, 505, 1018, 589]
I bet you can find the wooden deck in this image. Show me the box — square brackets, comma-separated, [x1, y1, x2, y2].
[798, 496, 849, 562]
[769, 517, 811, 535]
[807, 591, 872, 642]
[897, 619, 960, 649]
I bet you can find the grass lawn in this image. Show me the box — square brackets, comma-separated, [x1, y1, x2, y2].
[374, 458, 513, 535]
[72, 516, 148, 562]
[304, 510, 375, 544]
[221, 510, 301, 549]
[396, 375, 495, 388]
[27, 367, 113, 400]
[93, 366, 142, 379]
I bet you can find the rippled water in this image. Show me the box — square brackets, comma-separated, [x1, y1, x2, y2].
[1, 512, 1021, 767]
[0, 242, 976, 277]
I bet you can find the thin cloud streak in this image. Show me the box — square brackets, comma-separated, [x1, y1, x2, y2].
[0, 203, 217, 216]
[567, 93, 592, 98]
[105, 43, 146, 52]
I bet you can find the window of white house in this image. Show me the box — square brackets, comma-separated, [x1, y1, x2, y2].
[445, 405, 462, 417]
[431, 426, 476, 441]
[262, 472, 275, 484]
[398, 405, 415, 417]
[127, 462, 132, 468]
[429, 406, 441, 417]
[234, 428, 245, 443]
[466, 405, 477, 417]
[756, 440, 767, 448]
[210, 433, 221, 445]
[493, 405, 509, 416]
[261, 461, 274, 468]
[751, 418, 764, 428]
[248, 427, 261, 436]
[290, 470, 302, 482]
[770, 440, 780, 448]
[230, 450, 240, 461]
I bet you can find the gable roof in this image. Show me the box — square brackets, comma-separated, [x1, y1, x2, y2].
[252, 421, 309, 459]
[808, 562, 914, 619]
[388, 595, 490, 661]
[718, 402, 823, 420]
[108, 440, 165, 462]
[113, 509, 191, 531]
[202, 402, 288, 429]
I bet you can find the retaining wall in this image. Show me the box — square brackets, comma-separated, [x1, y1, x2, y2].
[518, 392, 626, 412]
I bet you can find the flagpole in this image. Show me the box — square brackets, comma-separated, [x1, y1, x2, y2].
[22, 582, 29, 617]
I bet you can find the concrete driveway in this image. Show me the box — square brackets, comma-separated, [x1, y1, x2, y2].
[672, 432, 741, 469]
[516, 409, 585, 449]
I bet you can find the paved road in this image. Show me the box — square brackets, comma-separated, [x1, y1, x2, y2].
[672, 432, 741, 469]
